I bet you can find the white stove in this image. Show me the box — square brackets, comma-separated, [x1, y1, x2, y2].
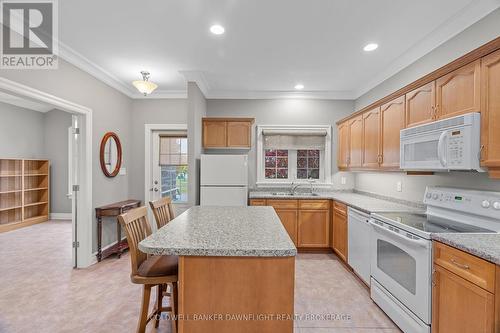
[369, 187, 500, 333]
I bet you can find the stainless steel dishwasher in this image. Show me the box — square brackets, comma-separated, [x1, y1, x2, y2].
[347, 207, 371, 285]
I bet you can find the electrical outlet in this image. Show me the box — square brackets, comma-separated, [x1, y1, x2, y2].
[341, 177, 347, 185]
[119, 167, 127, 175]
[396, 181, 402, 192]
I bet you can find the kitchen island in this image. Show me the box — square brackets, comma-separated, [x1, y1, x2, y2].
[139, 206, 297, 333]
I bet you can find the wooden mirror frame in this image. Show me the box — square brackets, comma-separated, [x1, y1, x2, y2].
[99, 132, 122, 178]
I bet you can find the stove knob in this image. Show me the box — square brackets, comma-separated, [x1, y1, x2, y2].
[481, 200, 490, 208]
[432, 193, 439, 200]
[426, 193, 432, 199]
[493, 202, 500, 210]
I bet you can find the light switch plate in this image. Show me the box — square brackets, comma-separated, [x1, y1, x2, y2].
[341, 177, 347, 185]
[396, 181, 402, 192]
[119, 167, 127, 175]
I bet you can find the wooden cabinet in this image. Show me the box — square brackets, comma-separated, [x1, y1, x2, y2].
[380, 96, 405, 169]
[405, 82, 436, 128]
[298, 209, 329, 247]
[337, 122, 349, 170]
[432, 242, 498, 333]
[362, 107, 380, 169]
[249, 199, 266, 206]
[202, 118, 254, 149]
[275, 209, 298, 245]
[436, 60, 481, 120]
[348, 116, 363, 168]
[332, 201, 348, 262]
[481, 49, 500, 178]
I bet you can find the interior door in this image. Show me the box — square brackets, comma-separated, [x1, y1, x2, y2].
[380, 96, 405, 169]
[70, 115, 81, 268]
[362, 107, 381, 168]
[150, 131, 189, 223]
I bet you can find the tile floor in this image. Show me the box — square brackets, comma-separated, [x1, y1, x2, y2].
[0, 220, 400, 333]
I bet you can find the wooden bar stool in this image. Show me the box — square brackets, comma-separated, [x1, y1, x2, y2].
[118, 206, 178, 333]
[149, 197, 175, 230]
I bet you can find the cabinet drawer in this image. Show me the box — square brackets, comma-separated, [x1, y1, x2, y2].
[299, 200, 330, 210]
[433, 242, 496, 292]
[249, 199, 267, 206]
[333, 201, 347, 215]
[267, 199, 298, 210]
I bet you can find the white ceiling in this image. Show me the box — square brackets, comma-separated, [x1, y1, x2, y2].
[57, 0, 500, 99]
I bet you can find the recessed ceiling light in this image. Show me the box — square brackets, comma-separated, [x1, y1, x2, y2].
[363, 43, 378, 52]
[210, 24, 225, 35]
[294, 84, 304, 90]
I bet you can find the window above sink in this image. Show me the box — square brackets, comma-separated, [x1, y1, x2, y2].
[256, 125, 332, 187]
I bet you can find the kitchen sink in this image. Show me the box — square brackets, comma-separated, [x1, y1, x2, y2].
[270, 192, 320, 197]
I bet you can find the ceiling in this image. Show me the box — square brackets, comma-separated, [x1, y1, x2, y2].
[57, 0, 500, 99]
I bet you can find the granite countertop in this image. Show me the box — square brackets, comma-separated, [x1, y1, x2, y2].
[139, 206, 297, 257]
[431, 233, 500, 265]
[249, 190, 422, 213]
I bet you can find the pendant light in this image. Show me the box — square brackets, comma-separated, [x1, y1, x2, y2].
[132, 71, 158, 96]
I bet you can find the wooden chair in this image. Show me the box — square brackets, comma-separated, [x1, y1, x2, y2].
[149, 197, 175, 230]
[118, 206, 178, 333]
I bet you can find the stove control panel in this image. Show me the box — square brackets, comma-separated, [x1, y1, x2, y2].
[424, 186, 500, 220]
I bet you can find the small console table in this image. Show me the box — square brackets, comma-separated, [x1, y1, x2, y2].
[95, 199, 141, 262]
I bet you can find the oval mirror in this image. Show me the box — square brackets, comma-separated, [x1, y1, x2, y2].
[99, 132, 122, 178]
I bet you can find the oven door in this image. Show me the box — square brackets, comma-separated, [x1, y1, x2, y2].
[370, 219, 432, 324]
[400, 130, 447, 170]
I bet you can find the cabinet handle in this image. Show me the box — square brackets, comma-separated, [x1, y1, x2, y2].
[431, 269, 436, 287]
[479, 145, 485, 161]
[450, 258, 470, 270]
[434, 104, 439, 119]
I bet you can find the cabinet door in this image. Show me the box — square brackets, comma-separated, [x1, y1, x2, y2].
[298, 210, 329, 248]
[432, 264, 495, 333]
[249, 199, 266, 206]
[337, 122, 349, 169]
[275, 209, 298, 246]
[436, 60, 481, 120]
[203, 121, 227, 148]
[362, 107, 380, 168]
[348, 116, 363, 168]
[332, 209, 348, 262]
[481, 49, 500, 177]
[227, 121, 251, 148]
[380, 96, 405, 169]
[405, 82, 436, 128]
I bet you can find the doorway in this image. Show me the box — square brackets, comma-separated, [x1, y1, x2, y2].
[145, 124, 188, 227]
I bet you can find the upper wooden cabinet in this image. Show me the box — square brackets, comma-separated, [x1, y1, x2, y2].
[337, 122, 349, 170]
[380, 96, 405, 169]
[362, 107, 381, 169]
[405, 81, 436, 128]
[202, 118, 254, 149]
[348, 116, 363, 168]
[481, 49, 500, 178]
[436, 59, 481, 120]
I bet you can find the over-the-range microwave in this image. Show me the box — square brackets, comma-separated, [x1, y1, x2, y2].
[400, 112, 484, 172]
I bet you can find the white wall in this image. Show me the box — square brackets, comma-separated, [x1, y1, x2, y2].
[353, 8, 500, 203]
[206, 99, 355, 189]
[129, 99, 188, 203]
[187, 82, 206, 205]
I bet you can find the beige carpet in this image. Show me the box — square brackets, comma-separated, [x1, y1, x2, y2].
[0, 220, 400, 333]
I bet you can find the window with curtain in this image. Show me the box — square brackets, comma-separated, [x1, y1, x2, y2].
[258, 126, 331, 184]
[159, 136, 188, 203]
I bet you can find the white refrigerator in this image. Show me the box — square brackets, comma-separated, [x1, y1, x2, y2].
[200, 154, 248, 206]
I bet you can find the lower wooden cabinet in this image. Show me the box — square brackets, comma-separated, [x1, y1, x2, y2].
[275, 209, 298, 245]
[332, 202, 348, 262]
[298, 209, 329, 247]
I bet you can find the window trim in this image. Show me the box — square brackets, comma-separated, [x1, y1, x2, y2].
[256, 125, 332, 186]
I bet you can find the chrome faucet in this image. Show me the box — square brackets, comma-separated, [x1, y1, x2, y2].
[290, 182, 301, 195]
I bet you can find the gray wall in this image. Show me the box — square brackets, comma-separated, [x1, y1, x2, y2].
[0, 59, 133, 251]
[129, 99, 188, 203]
[0, 102, 45, 158]
[206, 99, 355, 189]
[187, 82, 207, 206]
[44, 109, 73, 214]
[353, 8, 500, 203]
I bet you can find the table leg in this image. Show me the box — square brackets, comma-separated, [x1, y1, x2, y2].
[97, 216, 102, 262]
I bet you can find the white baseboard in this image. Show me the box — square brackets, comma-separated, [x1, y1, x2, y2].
[50, 213, 72, 220]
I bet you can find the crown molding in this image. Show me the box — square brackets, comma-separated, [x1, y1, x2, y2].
[354, 0, 500, 98]
[206, 89, 356, 100]
[179, 70, 210, 96]
[131, 89, 188, 99]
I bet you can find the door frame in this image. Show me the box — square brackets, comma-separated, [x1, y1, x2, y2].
[144, 124, 188, 226]
[0, 77, 93, 268]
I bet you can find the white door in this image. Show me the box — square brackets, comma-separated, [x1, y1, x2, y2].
[70, 115, 80, 268]
[149, 131, 189, 223]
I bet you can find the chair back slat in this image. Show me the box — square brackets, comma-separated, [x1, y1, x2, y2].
[149, 197, 175, 229]
[117, 206, 152, 275]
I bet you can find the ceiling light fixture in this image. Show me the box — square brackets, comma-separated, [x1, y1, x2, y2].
[210, 24, 225, 35]
[294, 84, 304, 90]
[363, 43, 378, 52]
[132, 71, 158, 96]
